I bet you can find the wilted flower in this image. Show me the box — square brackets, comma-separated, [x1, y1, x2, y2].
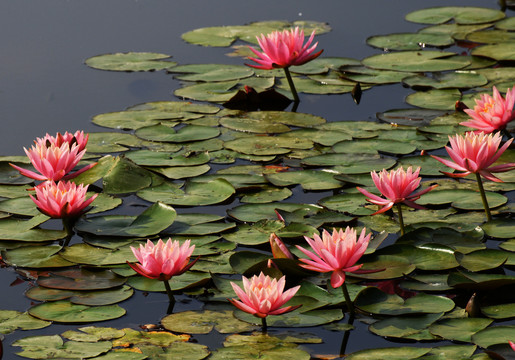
[10, 131, 94, 181]
[296, 227, 371, 288]
[431, 132, 515, 182]
[247, 27, 323, 70]
[461, 86, 515, 133]
[128, 239, 197, 281]
[229, 272, 300, 318]
[357, 166, 436, 215]
[30, 180, 97, 219]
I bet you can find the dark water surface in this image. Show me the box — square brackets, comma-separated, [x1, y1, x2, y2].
[0, 0, 507, 358]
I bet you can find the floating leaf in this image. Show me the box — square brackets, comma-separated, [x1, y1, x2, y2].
[37, 268, 126, 291]
[137, 179, 234, 206]
[29, 301, 126, 323]
[346, 347, 430, 360]
[14, 335, 112, 359]
[85, 52, 176, 71]
[406, 89, 461, 110]
[472, 325, 515, 348]
[26, 285, 133, 306]
[0, 311, 51, 334]
[2, 245, 74, 268]
[162, 310, 255, 334]
[75, 202, 177, 237]
[135, 124, 220, 143]
[362, 51, 469, 72]
[472, 42, 515, 61]
[405, 7, 505, 25]
[367, 32, 454, 51]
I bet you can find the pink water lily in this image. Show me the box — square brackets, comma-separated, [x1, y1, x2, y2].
[269, 233, 294, 259]
[296, 227, 371, 289]
[510, 340, 515, 351]
[30, 180, 97, 219]
[247, 27, 323, 70]
[357, 166, 436, 215]
[128, 239, 197, 281]
[461, 86, 515, 133]
[229, 272, 300, 318]
[10, 133, 94, 181]
[431, 132, 515, 182]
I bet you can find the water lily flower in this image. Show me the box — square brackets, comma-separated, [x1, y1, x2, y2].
[510, 340, 515, 351]
[39, 130, 89, 153]
[30, 180, 97, 219]
[431, 131, 515, 221]
[229, 272, 300, 333]
[246, 27, 323, 102]
[128, 239, 197, 281]
[10, 134, 93, 181]
[431, 132, 515, 182]
[461, 86, 515, 134]
[296, 227, 371, 316]
[296, 227, 370, 289]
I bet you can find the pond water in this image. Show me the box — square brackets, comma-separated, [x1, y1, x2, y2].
[0, 0, 514, 359]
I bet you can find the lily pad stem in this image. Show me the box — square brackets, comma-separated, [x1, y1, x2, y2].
[283, 67, 299, 103]
[396, 203, 405, 236]
[341, 282, 354, 317]
[475, 173, 492, 222]
[261, 317, 268, 334]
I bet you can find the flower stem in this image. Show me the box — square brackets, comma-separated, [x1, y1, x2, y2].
[339, 313, 355, 357]
[283, 67, 299, 103]
[261, 317, 268, 334]
[341, 282, 354, 317]
[475, 172, 492, 222]
[163, 280, 176, 305]
[396, 203, 405, 236]
[61, 218, 75, 247]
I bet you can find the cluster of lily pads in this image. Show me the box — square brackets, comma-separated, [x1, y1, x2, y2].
[0, 5, 514, 360]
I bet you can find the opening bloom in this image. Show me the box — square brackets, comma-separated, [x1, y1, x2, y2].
[10, 132, 94, 181]
[229, 272, 300, 318]
[39, 130, 89, 153]
[296, 227, 371, 288]
[269, 233, 293, 259]
[246, 27, 323, 70]
[30, 180, 97, 219]
[431, 132, 515, 182]
[128, 239, 197, 281]
[461, 86, 515, 133]
[356, 166, 436, 215]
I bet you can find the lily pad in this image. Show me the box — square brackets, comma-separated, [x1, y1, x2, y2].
[362, 51, 469, 72]
[75, 202, 177, 237]
[405, 7, 505, 25]
[2, 245, 75, 268]
[85, 52, 176, 71]
[29, 301, 126, 323]
[14, 335, 112, 359]
[37, 268, 126, 291]
[367, 32, 454, 51]
[162, 310, 255, 334]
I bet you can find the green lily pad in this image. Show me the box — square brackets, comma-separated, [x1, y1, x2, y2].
[403, 72, 487, 90]
[234, 307, 343, 328]
[376, 108, 447, 127]
[266, 169, 342, 190]
[332, 139, 417, 155]
[224, 135, 312, 156]
[162, 310, 255, 334]
[370, 312, 443, 339]
[472, 325, 515, 348]
[418, 189, 507, 210]
[135, 124, 220, 143]
[101, 157, 155, 194]
[228, 202, 322, 223]
[352, 254, 416, 279]
[0, 311, 51, 334]
[318, 192, 374, 216]
[137, 179, 234, 206]
[124, 150, 210, 167]
[456, 249, 508, 271]
[467, 29, 515, 43]
[355, 287, 455, 315]
[367, 32, 454, 51]
[85, 52, 176, 71]
[240, 186, 293, 203]
[14, 335, 112, 359]
[428, 318, 493, 342]
[482, 303, 515, 319]
[29, 301, 126, 323]
[472, 42, 515, 61]
[419, 23, 492, 40]
[26, 285, 133, 306]
[59, 243, 136, 266]
[406, 7, 505, 25]
[362, 51, 469, 72]
[75, 202, 177, 237]
[151, 164, 211, 179]
[2, 245, 75, 268]
[303, 153, 396, 174]
[406, 89, 461, 110]
[174, 81, 239, 102]
[223, 220, 284, 246]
